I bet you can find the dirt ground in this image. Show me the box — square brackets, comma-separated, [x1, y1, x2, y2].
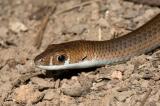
[0, 0, 160, 106]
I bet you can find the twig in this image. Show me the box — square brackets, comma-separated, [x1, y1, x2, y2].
[55, 1, 98, 16]
[34, 0, 99, 49]
[34, 6, 56, 49]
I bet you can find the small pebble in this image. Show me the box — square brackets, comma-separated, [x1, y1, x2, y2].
[13, 85, 44, 104]
[61, 79, 83, 97]
[31, 77, 55, 89]
[9, 20, 28, 33]
[115, 91, 134, 102]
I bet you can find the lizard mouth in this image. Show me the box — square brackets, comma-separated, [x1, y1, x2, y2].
[36, 60, 103, 70]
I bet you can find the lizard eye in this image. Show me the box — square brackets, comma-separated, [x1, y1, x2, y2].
[57, 55, 66, 62]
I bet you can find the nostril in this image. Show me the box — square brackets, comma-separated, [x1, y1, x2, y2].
[34, 58, 41, 66]
[39, 59, 43, 65]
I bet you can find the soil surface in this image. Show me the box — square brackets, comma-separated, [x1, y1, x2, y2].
[0, 0, 160, 106]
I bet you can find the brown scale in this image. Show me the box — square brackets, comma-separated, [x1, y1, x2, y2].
[34, 13, 160, 67]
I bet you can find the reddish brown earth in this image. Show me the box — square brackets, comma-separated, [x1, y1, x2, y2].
[0, 0, 160, 106]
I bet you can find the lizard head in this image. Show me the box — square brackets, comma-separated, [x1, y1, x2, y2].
[34, 41, 96, 70]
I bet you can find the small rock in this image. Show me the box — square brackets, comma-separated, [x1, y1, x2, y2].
[115, 91, 134, 102]
[43, 89, 60, 101]
[78, 75, 92, 93]
[9, 20, 28, 33]
[111, 71, 122, 80]
[13, 85, 44, 104]
[61, 75, 92, 97]
[31, 77, 55, 89]
[91, 81, 105, 90]
[7, 58, 18, 68]
[142, 72, 154, 80]
[119, 64, 134, 79]
[61, 79, 83, 97]
[60, 95, 76, 106]
[129, 55, 148, 66]
[114, 64, 134, 73]
[55, 79, 60, 89]
[109, 0, 122, 11]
